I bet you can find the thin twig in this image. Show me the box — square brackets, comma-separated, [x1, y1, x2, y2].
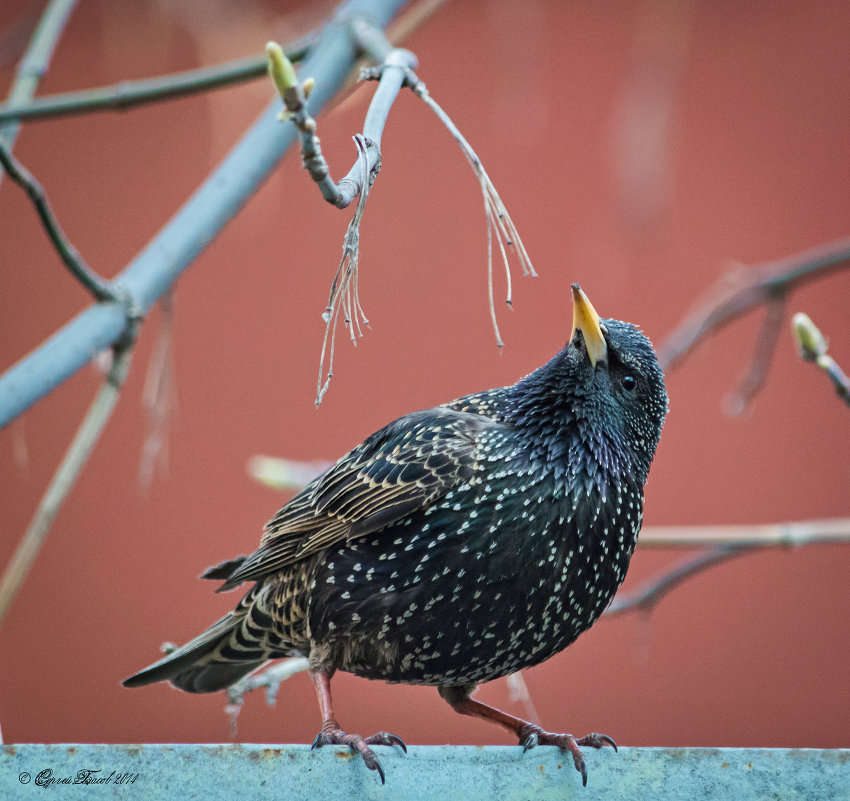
[267, 32, 417, 209]
[483, 196, 503, 347]
[0, 36, 315, 125]
[0, 0, 78, 166]
[267, 28, 422, 403]
[0, 0, 449, 126]
[264, 0, 450, 122]
[225, 657, 310, 734]
[227, 657, 310, 708]
[267, 41, 341, 205]
[792, 312, 850, 408]
[724, 295, 786, 416]
[399, 69, 537, 348]
[316, 136, 373, 404]
[638, 518, 850, 547]
[333, 47, 414, 207]
[605, 547, 747, 617]
[0, 339, 136, 628]
[0, 0, 410, 430]
[505, 672, 541, 726]
[660, 237, 850, 372]
[0, 138, 118, 302]
[138, 291, 177, 493]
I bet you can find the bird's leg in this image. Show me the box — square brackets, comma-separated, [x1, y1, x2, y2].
[308, 670, 406, 784]
[439, 685, 616, 787]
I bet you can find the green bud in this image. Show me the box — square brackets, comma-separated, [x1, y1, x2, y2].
[266, 41, 297, 96]
[791, 312, 828, 360]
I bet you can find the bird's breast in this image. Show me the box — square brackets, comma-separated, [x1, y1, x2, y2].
[306, 465, 643, 686]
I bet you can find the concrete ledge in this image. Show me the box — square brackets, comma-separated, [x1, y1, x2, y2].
[2, 744, 847, 800]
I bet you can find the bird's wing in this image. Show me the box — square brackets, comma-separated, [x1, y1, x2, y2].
[217, 407, 494, 589]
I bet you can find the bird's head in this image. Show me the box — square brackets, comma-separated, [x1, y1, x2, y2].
[510, 285, 668, 484]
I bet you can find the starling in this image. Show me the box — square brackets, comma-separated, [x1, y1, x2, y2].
[124, 285, 668, 786]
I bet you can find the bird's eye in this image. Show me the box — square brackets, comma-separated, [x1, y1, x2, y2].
[621, 375, 637, 392]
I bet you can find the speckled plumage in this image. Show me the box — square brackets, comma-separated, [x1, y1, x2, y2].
[124, 287, 668, 786]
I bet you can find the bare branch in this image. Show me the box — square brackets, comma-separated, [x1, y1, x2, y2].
[267, 27, 426, 404]
[605, 547, 746, 618]
[639, 518, 850, 547]
[0, 138, 119, 303]
[792, 313, 850, 408]
[0, 36, 314, 125]
[334, 50, 415, 206]
[0, 338, 136, 628]
[267, 35, 417, 209]
[268, 20, 538, 400]
[0, 0, 448, 126]
[227, 657, 310, 708]
[660, 237, 850, 372]
[0, 0, 78, 160]
[225, 658, 309, 733]
[267, 41, 338, 204]
[724, 295, 786, 416]
[0, 0, 410, 430]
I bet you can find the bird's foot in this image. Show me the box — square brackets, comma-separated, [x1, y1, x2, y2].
[311, 727, 407, 784]
[518, 724, 617, 786]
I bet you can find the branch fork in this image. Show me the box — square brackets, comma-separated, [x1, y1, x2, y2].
[267, 22, 536, 402]
[266, 39, 413, 209]
[661, 237, 850, 412]
[0, 134, 144, 346]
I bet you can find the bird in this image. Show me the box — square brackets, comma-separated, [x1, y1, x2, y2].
[123, 284, 668, 786]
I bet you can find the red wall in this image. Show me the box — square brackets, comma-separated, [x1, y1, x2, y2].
[1, 0, 848, 749]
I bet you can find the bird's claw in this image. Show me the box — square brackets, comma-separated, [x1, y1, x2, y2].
[364, 731, 408, 754]
[577, 755, 588, 786]
[518, 724, 617, 786]
[367, 754, 385, 785]
[311, 727, 406, 784]
[577, 732, 618, 752]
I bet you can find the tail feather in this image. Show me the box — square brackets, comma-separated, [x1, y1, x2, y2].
[122, 610, 268, 694]
[170, 660, 265, 693]
[199, 554, 249, 582]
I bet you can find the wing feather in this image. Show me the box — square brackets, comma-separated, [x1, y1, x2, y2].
[218, 408, 495, 590]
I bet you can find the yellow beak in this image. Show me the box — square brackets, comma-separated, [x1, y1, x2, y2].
[570, 284, 608, 367]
